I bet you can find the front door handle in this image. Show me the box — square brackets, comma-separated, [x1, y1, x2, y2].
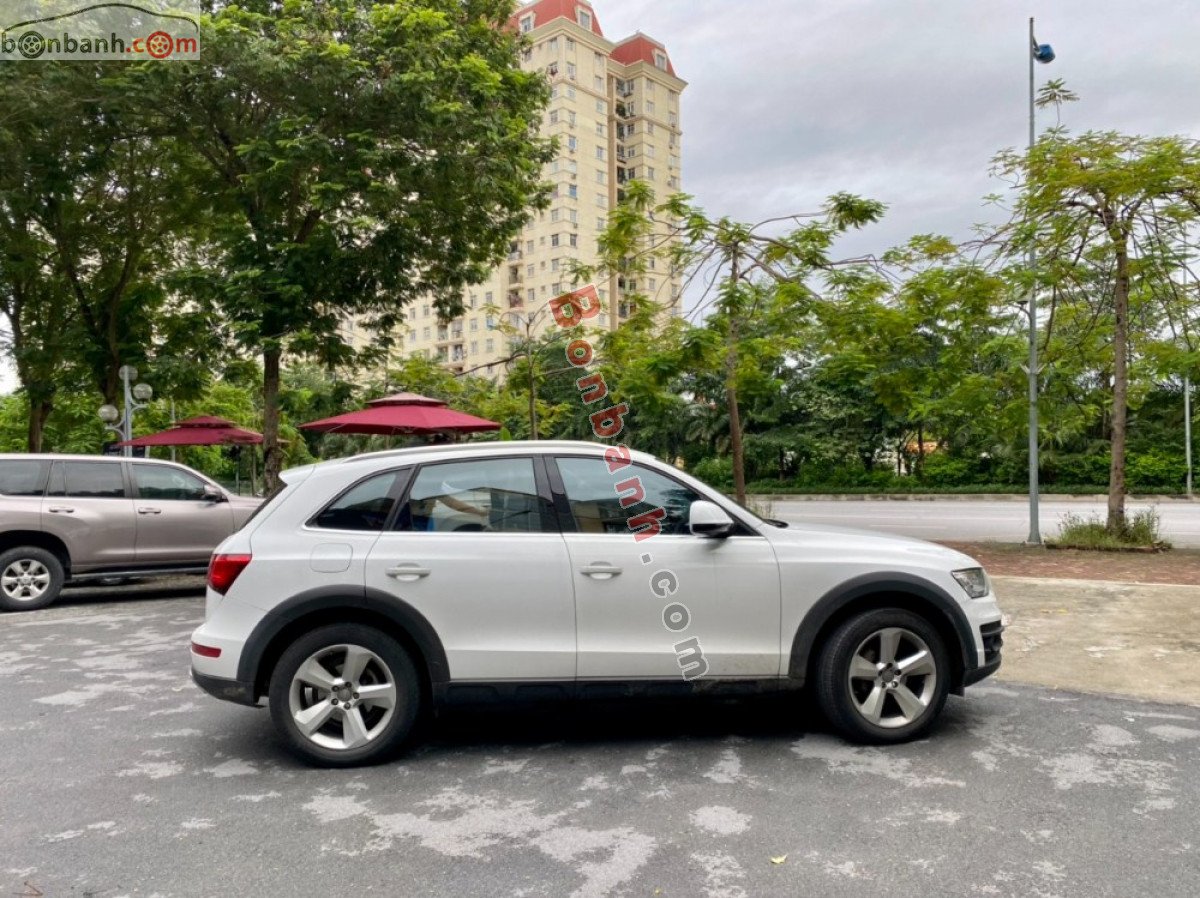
[137, 507, 162, 515]
[581, 562, 623, 579]
[386, 564, 431, 582]
[48, 506, 75, 514]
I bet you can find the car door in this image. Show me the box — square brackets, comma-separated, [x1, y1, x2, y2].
[41, 460, 137, 568]
[130, 463, 235, 565]
[551, 456, 781, 680]
[364, 456, 576, 681]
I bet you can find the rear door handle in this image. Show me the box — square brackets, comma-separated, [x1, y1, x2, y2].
[581, 563, 623, 579]
[386, 564, 431, 581]
[137, 507, 162, 515]
[48, 506, 75, 514]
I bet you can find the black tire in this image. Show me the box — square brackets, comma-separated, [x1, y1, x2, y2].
[814, 608, 950, 744]
[268, 624, 421, 767]
[0, 546, 65, 612]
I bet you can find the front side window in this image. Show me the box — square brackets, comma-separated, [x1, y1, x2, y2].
[556, 457, 700, 536]
[0, 459, 49, 496]
[395, 458, 551, 534]
[47, 462, 125, 499]
[312, 471, 403, 532]
[133, 465, 209, 501]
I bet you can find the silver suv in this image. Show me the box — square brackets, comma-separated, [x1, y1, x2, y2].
[0, 454, 260, 611]
[191, 441, 1004, 767]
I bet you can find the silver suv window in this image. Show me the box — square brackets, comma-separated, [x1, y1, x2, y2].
[133, 464, 208, 501]
[46, 461, 126, 499]
[0, 459, 50, 496]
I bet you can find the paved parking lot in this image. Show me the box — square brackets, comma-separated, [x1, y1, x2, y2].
[2, 588, 1198, 897]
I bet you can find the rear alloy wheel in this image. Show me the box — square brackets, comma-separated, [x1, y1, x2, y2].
[0, 546, 65, 612]
[815, 609, 950, 744]
[269, 624, 420, 767]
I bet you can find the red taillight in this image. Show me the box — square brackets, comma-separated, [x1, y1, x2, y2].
[207, 553, 252, 595]
[191, 641, 222, 658]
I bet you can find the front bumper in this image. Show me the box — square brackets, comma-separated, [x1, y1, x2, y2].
[963, 618, 1004, 687]
[191, 668, 260, 708]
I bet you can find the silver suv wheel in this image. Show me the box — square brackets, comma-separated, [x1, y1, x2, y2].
[288, 644, 398, 751]
[847, 626, 938, 728]
[0, 547, 65, 612]
[2, 558, 51, 603]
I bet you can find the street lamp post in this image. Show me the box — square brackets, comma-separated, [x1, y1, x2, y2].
[1026, 18, 1056, 545]
[98, 365, 153, 457]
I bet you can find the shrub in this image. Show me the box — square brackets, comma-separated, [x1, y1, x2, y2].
[690, 456, 733, 489]
[1054, 507, 1169, 550]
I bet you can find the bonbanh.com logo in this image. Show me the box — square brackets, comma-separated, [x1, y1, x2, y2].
[0, 0, 200, 61]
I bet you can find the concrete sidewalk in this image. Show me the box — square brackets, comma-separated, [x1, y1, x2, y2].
[991, 574, 1200, 707]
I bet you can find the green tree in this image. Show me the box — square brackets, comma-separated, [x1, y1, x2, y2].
[132, 0, 553, 489]
[993, 132, 1200, 531]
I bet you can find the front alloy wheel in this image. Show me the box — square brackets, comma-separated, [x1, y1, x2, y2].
[815, 608, 950, 744]
[269, 624, 420, 766]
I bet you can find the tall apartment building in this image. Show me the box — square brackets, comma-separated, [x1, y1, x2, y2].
[394, 0, 686, 378]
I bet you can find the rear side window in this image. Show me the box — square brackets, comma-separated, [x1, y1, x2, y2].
[312, 471, 403, 532]
[395, 457, 553, 533]
[46, 462, 126, 499]
[0, 460, 49, 496]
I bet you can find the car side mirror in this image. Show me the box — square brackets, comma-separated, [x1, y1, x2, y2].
[203, 484, 228, 503]
[689, 500, 734, 538]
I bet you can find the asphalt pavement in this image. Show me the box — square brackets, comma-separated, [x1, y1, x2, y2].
[2, 589, 1198, 897]
[769, 497, 1200, 547]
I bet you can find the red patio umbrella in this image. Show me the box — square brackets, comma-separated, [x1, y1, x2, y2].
[299, 393, 501, 437]
[116, 415, 263, 447]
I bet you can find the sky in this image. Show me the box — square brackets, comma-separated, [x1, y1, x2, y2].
[4, 0, 1199, 392]
[598, 0, 1200, 261]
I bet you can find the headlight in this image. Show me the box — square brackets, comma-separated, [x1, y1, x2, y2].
[951, 567, 990, 599]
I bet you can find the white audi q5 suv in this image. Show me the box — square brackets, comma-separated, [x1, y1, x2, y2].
[191, 441, 1004, 766]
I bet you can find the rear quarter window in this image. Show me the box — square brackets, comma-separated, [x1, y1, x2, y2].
[0, 460, 50, 496]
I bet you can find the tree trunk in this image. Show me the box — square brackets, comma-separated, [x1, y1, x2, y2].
[263, 346, 284, 494]
[1107, 246, 1130, 535]
[26, 397, 52, 452]
[726, 253, 746, 505]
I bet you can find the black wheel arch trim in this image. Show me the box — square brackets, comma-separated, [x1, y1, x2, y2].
[237, 585, 450, 696]
[788, 573, 979, 686]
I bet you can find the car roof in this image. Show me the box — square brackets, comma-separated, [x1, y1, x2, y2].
[286, 440, 661, 482]
[0, 454, 182, 464]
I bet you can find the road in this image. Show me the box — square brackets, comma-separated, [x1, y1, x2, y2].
[2, 589, 1198, 897]
[769, 497, 1200, 547]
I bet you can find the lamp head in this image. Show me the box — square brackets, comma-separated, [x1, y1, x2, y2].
[98, 404, 120, 424]
[132, 383, 153, 402]
[1033, 43, 1055, 64]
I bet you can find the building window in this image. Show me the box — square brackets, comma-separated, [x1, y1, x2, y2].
[551, 233, 560, 247]
[566, 62, 576, 80]
[595, 193, 607, 208]
[595, 145, 605, 161]
[423, 326, 431, 339]
[567, 135, 577, 151]
[654, 51, 668, 70]
[595, 170, 606, 185]
[485, 291, 493, 303]
[548, 37, 558, 52]
[595, 122, 605, 137]
[567, 85, 576, 99]
[486, 338, 495, 352]
[645, 79, 656, 94]
[646, 166, 656, 179]
[594, 75, 603, 91]
[526, 240, 534, 253]
[527, 263, 535, 276]
[568, 183, 578, 199]
[471, 340, 478, 353]
[578, 9, 591, 29]
[646, 101, 656, 116]
[470, 319, 479, 332]
[596, 217, 606, 230]
[594, 51, 603, 69]
[569, 233, 578, 247]
[528, 288, 536, 302]
[646, 122, 655, 135]
[486, 315, 496, 329]
[551, 208, 561, 222]
[566, 37, 575, 52]
[549, 109, 558, 124]
[568, 208, 578, 223]
[550, 86, 558, 99]
[422, 304, 430, 317]
[552, 281, 562, 294]
[596, 99, 606, 114]
[645, 145, 656, 158]
[551, 258, 560, 272]
[568, 110, 576, 126]
[520, 14, 533, 33]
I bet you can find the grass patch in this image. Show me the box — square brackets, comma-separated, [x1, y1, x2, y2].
[1052, 508, 1171, 551]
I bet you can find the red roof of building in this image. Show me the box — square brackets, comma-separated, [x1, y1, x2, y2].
[611, 33, 676, 77]
[511, 0, 604, 38]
